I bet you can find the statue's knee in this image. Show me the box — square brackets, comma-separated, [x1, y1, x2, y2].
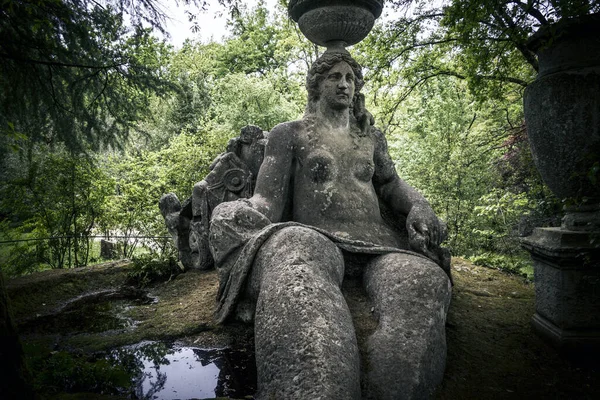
[409, 256, 450, 289]
[261, 226, 339, 259]
[390, 253, 447, 280]
[367, 253, 451, 299]
[256, 226, 344, 283]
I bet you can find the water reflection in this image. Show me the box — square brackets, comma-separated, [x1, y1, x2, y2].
[110, 341, 256, 400]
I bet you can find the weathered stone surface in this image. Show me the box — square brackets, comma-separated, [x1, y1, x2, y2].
[522, 227, 600, 352]
[523, 13, 600, 208]
[364, 254, 452, 400]
[159, 193, 194, 269]
[288, 0, 384, 47]
[159, 126, 267, 271]
[524, 71, 600, 201]
[100, 239, 118, 259]
[251, 226, 361, 399]
[162, 7, 452, 396]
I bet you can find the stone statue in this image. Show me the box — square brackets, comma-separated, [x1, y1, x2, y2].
[159, 126, 267, 270]
[208, 49, 452, 399]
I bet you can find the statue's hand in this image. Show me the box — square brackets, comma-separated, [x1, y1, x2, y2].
[406, 203, 447, 255]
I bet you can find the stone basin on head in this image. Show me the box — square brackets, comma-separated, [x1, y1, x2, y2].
[288, 0, 384, 47]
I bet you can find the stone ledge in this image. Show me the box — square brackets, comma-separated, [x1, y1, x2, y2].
[521, 227, 600, 267]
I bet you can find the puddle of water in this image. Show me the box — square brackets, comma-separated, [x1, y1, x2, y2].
[110, 341, 256, 400]
[19, 289, 149, 335]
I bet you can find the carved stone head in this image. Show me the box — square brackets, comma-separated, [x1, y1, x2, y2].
[305, 51, 364, 113]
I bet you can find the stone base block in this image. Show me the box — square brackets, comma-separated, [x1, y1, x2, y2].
[521, 227, 600, 354]
[100, 239, 119, 259]
[532, 312, 600, 355]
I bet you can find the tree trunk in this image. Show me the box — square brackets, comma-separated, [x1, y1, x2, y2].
[0, 271, 37, 399]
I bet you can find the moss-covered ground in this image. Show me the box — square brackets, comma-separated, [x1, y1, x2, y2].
[6, 257, 600, 399]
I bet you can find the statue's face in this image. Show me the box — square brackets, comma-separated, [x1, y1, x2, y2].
[318, 61, 355, 110]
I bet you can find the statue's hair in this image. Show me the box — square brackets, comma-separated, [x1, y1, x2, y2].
[305, 52, 365, 115]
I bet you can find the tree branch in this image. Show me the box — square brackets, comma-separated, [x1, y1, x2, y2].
[0, 52, 127, 70]
[389, 38, 460, 64]
[509, 0, 549, 25]
[491, 9, 539, 71]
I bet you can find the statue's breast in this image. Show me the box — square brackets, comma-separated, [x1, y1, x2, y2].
[305, 150, 336, 184]
[354, 160, 374, 182]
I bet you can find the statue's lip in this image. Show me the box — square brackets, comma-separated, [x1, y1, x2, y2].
[288, 0, 384, 22]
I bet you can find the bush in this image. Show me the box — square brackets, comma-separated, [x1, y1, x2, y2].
[126, 253, 182, 287]
[467, 251, 531, 278]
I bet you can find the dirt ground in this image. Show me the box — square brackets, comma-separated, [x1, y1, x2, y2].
[7, 257, 600, 399]
[439, 259, 599, 400]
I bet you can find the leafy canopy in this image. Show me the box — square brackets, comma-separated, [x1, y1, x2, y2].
[0, 0, 230, 155]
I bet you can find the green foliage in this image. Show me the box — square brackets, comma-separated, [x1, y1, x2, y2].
[361, 1, 600, 105]
[210, 72, 303, 132]
[221, 1, 293, 77]
[1, 0, 570, 280]
[382, 73, 559, 275]
[468, 189, 543, 275]
[0, 146, 113, 270]
[356, 1, 578, 274]
[127, 253, 182, 287]
[467, 251, 531, 277]
[163, 2, 309, 133]
[96, 129, 229, 256]
[0, 0, 179, 157]
[387, 77, 499, 249]
[166, 73, 212, 136]
[0, 229, 43, 277]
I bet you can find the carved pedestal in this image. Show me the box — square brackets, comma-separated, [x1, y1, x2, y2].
[522, 228, 600, 354]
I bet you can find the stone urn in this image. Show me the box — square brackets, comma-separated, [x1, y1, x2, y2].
[288, 0, 384, 48]
[521, 13, 600, 354]
[523, 13, 600, 229]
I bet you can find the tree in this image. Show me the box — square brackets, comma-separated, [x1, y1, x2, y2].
[96, 132, 228, 256]
[0, 1, 184, 157]
[385, 77, 495, 250]
[0, 0, 210, 395]
[359, 0, 599, 106]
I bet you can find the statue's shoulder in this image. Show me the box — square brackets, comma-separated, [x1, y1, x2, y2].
[267, 119, 307, 145]
[270, 119, 306, 134]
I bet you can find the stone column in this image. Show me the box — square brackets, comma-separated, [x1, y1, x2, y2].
[522, 14, 600, 354]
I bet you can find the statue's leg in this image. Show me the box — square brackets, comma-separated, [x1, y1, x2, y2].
[249, 226, 361, 400]
[364, 253, 451, 400]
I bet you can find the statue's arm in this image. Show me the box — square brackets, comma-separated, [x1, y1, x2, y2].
[246, 122, 295, 223]
[372, 129, 428, 214]
[372, 129, 445, 247]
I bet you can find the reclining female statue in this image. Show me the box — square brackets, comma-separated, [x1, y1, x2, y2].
[209, 49, 452, 400]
